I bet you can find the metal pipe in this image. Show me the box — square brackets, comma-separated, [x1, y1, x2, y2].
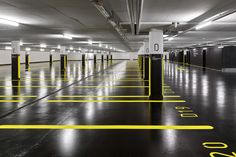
[136, 0, 143, 35]
[126, 0, 135, 35]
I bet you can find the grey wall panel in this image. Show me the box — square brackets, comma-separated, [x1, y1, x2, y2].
[222, 46, 236, 68]
[206, 47, 222, 70]
[190, 48, 203, 67]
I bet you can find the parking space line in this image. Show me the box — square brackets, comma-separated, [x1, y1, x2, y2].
[47, 100, 186, 103]
[0, 125, 214, 130]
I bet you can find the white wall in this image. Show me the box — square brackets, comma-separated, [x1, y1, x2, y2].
[0, 50, 60, 65]
[111, 52, 138, 60]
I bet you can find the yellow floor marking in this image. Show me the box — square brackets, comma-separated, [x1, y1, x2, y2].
[0, 100, 26, 103]
[57, 95, 150, 98]
[0, 86, 58, 88]
[0, 95, 37, 98]
[56, 95, 181, 98]
[47, 100, 186, 103]
[85, 80, 149, 82]
[0, 125, 214, 130]
[74, 86, 149, 88]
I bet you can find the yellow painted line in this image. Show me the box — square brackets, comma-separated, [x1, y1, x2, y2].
[57, 95, 150, 98]
[0, 86, 58, 88]
[56, 95, 181, 98]
[85, 80, 149, 82]
[163, 95, 181, 98]
[0, 100, 26, 103]
[47, 100, 186, 103]
[0, 125, 214, 130]
[74, 86, 149, 88]
[0, 95, 37, 98]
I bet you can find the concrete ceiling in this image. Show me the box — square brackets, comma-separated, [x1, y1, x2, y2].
[1, 0, 236, 52]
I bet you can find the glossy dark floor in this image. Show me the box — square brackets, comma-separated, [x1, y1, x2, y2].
[0, 60, 235, 157]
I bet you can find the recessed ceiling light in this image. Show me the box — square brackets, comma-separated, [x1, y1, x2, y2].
[99, 43, 102, 47]
[40, 43, 47, 48]
[5, 46, 12, 50]
[57, 45, 61, 49]
[70, 46, 73, 50]
[63, 34, 73, 40]
[26, 47, 31, 51]
[196, 21, 212, 30]
[40, 48, 45, 52]
[88, 40, 93, 45]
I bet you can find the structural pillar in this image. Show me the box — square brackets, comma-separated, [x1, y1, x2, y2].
[11, 41, 21, 80]
[82, 53, 86, 68]
[101, 54, 104, 63]
[94, 53, 97, 64]
[60, 46, 67, 72]
[49, 53, 53, 66]
[25, 52, 30, 71]
[149, 29, 163, 100]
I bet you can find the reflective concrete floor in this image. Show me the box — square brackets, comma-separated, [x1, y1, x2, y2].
[0, 60, 235, 157]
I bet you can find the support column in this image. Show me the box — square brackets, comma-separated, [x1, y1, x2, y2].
[60, 46, 67, 72]
[82, 53, 86, 68]
[25, 52, 30, 71]
[49, 53, 53, 66]
[101, 54, 104, 63]
[94, 53, 97, 64]
[11, 41, 21, 80]
[149, 29, 163, 100]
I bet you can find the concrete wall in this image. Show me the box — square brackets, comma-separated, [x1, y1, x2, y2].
[222, 46, 236, 69]
[0, 50, 60, 65]
[206, 47, 222, 70]
[0, 50, 139, 65]
[67, 52, 138, 61]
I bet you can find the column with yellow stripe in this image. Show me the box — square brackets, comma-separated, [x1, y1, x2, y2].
[11, 41, 21, 80]
[149, 29, 164, 100]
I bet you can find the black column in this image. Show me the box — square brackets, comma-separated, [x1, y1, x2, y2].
[149, 54, 163, 100]
[106, 55, 109, 62]
[94, 54, 97, 64]
[12, 54, 20, 80]
[60, 54, 66, 71]
[25, 54, 30, 70]
[49, 54, 53, 66]
[101, 54, 104, 63]
[143, 55, 149, 81]
[82, 54, 86, 68]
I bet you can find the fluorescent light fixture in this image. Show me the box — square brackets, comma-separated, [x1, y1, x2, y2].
[0, 18, 19, 27]
[73, 50, 76, 53]
[63, 34, 73, 40]
[25, 47, 31, 51]
[51, 49, 55, 52]
[5, 46, 12, 50]
[168, 37, 174, 41]
[110, 47, 113, 50]
[105, 45, 108, 49]
[70, 46, 73, 50]
[193, 48, 197, 51]
[203, 47, 207, 50]
[67, 50, 70, 52]
[20, 41, 23, 46]
[40, 48, 45, 52]
[88, 40, 93, 45]
[163, 35, 169, 38]
[218, 45, 224, 49]
[203, 11, 226, 22]
[40, 43, 47, 48]
[57, 45, 61, 49]
[196, 21, 212, 30]
[78, 47, 82, 51]
[99, 43, 102, 47]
